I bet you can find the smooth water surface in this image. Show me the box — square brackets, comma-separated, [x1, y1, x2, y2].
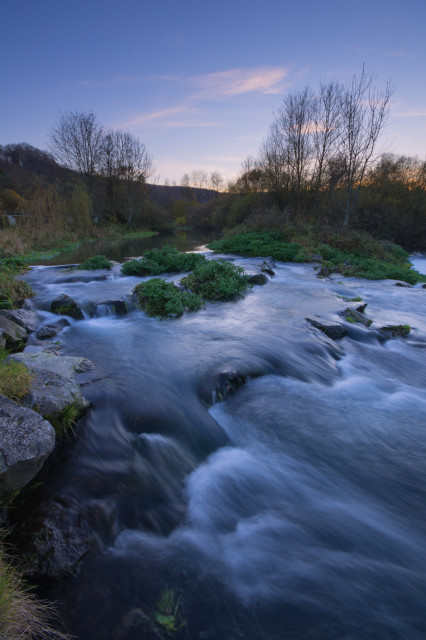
[14, 249, 426, 640]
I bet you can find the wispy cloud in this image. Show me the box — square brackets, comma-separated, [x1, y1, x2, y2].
[191, 66, 290, 98]
[387, 50, 407, 58]
[119, 104, 222, 129]
[394, 108, 426, 118]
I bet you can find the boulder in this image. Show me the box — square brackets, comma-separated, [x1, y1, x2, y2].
[340, 307, 373, 327]
[395, 282, 412, 288]
[0, 308, 40, 333]
[36, 318, 70, 340]
[6, 352, 93, 421]
[51, 294, 84, 320]
[94, 299, 128, 316]
[261, 259, 275, 276]
[247, 273, 268, 286]
[378, 324, 411, 338]
[0, 315, 28, 349]
[0, 394, 55, 499]
[307, 316, 347, 340]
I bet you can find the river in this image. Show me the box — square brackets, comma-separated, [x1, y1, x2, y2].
[12, 243, 426, 640]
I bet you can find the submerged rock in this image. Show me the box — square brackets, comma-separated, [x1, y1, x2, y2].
[94, 299, 128, 316]
[378, 324, 411, 338]
[306, 316, 347, 340]
[0, 394, 55, 500]
[51, 293, 84, 320]
[261, 258, 275, 276]
[36, 318, 70, 340]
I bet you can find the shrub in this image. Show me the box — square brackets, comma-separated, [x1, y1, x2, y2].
[122, 246, 206, 276]
[77, 255, 112, 270]
[132, 279, 203, 317]
[181, 259, 249, 301]
[208, 231, 306, 262]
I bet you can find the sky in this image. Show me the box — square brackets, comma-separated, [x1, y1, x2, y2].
[1, 0, 425, 185]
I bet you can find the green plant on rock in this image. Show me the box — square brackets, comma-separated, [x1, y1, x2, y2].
[153, 588, 186, 636]
[122, 245, 206, 276]
[132, 278, 203, 318]
[77, 255, 113, 270]
[181, 258, 249, 301]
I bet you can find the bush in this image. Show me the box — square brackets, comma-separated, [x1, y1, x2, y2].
[122, 245, 206, 276]
[181, 259, 249, 301]
[132, 278, 203, 317]
[208, 231, 306, 262]
[77, 255, 113, 270]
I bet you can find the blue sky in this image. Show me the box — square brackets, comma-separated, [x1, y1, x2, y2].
[1, 0, 425, 184]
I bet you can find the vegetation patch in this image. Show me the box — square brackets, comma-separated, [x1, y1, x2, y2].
[153, 588, 186, 636]
[181, 258, 249, 301]
[77, 254, 113, 270]
[122, 245, 206, 276]
[0, 260, 33, 309]
[208, 231, 425, 284]
[0, 349, 31, 402]
[0, 541, 69, 640]
[46, 404, 80, 438]
[132, 279, 203, 317]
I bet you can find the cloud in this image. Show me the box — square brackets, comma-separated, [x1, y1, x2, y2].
[191, 66, 289, 98]
[119, 105, 223, 129]
[394, 108, 426, 118]
[387, 50, 407, 58]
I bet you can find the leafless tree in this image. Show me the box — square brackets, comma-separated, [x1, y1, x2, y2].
[338, 67, 394, 230]
[190, 169, 209, 189]
[311, 81, 343, 197]
[209, 170, 224, 192]
[49, 111, 104, 193]
[180, 173, 191, 187]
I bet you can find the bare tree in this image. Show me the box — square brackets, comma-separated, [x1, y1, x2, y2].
[339, 67, 394, 230]
[190, 169, 209, 189]
[209, 170, 224, 192]
[49, 111, 104, 193]
[311, 81, 343, 197]
[180, 173, 191, 187]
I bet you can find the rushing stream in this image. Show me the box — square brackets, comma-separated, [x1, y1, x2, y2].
[12, 245, 426, 639]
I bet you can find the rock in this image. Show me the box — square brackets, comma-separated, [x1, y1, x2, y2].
[6, 352, 93, 421]
[214, 371, 251, 402]
[395, 282, 412, 288]
[247, 273, 268, 285]
[352, 302, 368, 313]
[261, 259, 275, 276]
[317, 266, 340, 277]
[0, 308, 40, 333]
[0, 394, 55, 500]
[0, 315, 28, 349]
[20, 298, 34, 310]
[422, 284, 426, 289]
[51, 294, 84, 320]
[94, 299, 128, 316]
[379, 324, 411, 338]
[340, 307, 373, 327]
[307, 316, 347, 340]
[0, 336, 5, 349]
[36, 318, 70, 340]
[309, 253, 323, 263]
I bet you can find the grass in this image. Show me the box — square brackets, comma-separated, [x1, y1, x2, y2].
[0, 348, 31, 402]
[208, 230, 426, 284]
[0, 540, 70, 640]
[181, 258, 249, 301]
[77, 254, 113, 270]
[153, 588, 186, 636]
[45, 404, 80, 438]
[0, 260, 33, 310]
[132, 278, 203, 317]
[122, 245, 206, 276]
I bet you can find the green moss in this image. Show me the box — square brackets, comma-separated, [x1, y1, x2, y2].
[132, 279, 203, 317]
[181, 259, 249, 301]
[77, 254, 113, 270]
[122, 245, 206, 276]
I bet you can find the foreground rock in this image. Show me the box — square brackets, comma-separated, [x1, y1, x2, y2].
[0, 308, 40, 333]
[307, 316, 347, 340]
[51, 293, 84, 320]
[340, 307, 373, 327]
[0, 394, 55, 500]
[36, 318, 70, 340]
[378, 324, 411, 338]
[7, 352, 93, 423]
[247, 273, 268, 285]
[0, 314, 28, 349]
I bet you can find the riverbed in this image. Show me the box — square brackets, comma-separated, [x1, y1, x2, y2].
[12, 245, 426, 640]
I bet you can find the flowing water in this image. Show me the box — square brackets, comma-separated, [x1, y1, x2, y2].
[13, 247, 426, 640]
